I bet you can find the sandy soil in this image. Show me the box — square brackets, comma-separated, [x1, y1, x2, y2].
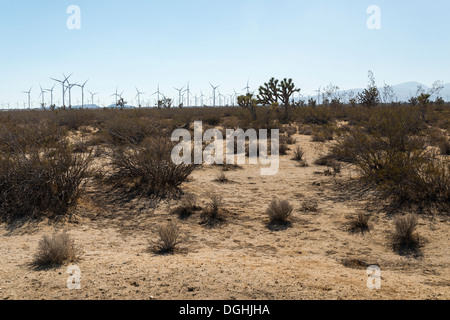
[0, 133, 449, 300]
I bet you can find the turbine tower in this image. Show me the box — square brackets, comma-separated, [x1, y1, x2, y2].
[88, 90, 99, 107]
[76, 79, 89, 109]
[209, 82, 220, 107]
[174, 86, 185, 107]
[135, 87, 145, 108]
[186, 82, 191, 107]
[22, 87, 32, 109]
[50, 73, 72, 108]
[45, 84, 56, 108]
[243, 80, 250, 94]
[153, 84, 163, 108]
[39, 85, 46, 108]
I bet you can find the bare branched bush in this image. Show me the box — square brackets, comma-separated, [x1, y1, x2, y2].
[33, 231, 83, 267]
[0, 142, 92, 222]
[103, 116, 161, 146]
[110, 136, 195, 197]
[328, 107, 449, 209]
[266, 198, 293, 225]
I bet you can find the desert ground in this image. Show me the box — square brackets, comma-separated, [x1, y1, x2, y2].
[0, 122, 448, 300]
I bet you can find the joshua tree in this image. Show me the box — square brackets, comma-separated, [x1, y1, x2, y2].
[117, 97, 127, 109]
[238, 93, 258, 121]
[258, 77, 300, 119]
[258, 77, 280, 106]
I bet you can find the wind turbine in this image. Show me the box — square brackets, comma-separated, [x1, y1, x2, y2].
[153, 84, 163, 108]
[22, 87, 32, 109]
[315, 86, 322, 105]
[209, 82, 220, 107]
[45, 84, 56, 108]
[135, 87, 145, 108]
[185, 82, 191, 107]
[67, 82, 77, 109]
[174, 86, 185, 107]
[200, 91, 205, 107]
[111, 88, 121, 106]
[88, 90, 99, 107]
[243, 80, 250, 94]
[218, 90, 225, 107]
[39, 85, 46, 108]
[76, 79, 89, 109]
[50, 73, 72, 108]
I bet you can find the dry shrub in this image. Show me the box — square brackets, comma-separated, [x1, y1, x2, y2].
[311, 126, 334, 142]
[171, 193, 202, 219]
[292, 146, 308, 167]
[348, 212, 370, 233]
[301, 200, 318, 212]
[329, 109, 450, 209]
[391, 214, 420, 251]
[279, 142, 289, 155]
[201, 194, 226, 227]
[215, 172, 230, 183]
[103, 116, 161, 146]
[151, 222, 181, 254]
[110, 136, 195, 197]
[266, 198, 293, 225]
[0, 142, 92, 222]
[33, 231, 83, 267]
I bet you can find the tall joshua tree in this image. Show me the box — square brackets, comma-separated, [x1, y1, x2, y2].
[258, 77, 300, 119]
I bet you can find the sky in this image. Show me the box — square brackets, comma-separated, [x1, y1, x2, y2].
[1, 0, 449, 107]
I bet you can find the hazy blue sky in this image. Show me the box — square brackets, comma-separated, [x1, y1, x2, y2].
[1, 0, 449, 107]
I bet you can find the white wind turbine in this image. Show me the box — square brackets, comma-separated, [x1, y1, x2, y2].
[50, 73, 72, 108]
[39, 85, 46, 108]
[22, 87, 32, 109]
[88, 90, 99, 107]
[45, 84, 56, 108]
[209, 82, 220, 107]
[174, 86, 185, 107]
[76, 79, 89, 109]
[135, 87, 145, 108]
[153, 84, 163, 108]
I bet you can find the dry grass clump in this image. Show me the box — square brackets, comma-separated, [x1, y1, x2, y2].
[201, 194, 226, 227]
[292, 146, 308, 167]
[266, 198, 293, 226]
[348, 212, 370, 233]
[109, 136, 195, 197]
[301, 200, 319, 212]
[390, 214, 421, 253]
[214, 172, 230, 183]
[33, 231, 83, 267]
[0, 142, 92, 222]
[151, 222, 182, 254]
[171, 193, 202, 219]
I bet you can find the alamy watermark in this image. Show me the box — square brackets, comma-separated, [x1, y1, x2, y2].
[67, 265, 82, 290]
[67, 5, 81, 30]
[367, 5, 381, 30]
[171, 121, 280, 176]
[367, 265, 381, 290]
